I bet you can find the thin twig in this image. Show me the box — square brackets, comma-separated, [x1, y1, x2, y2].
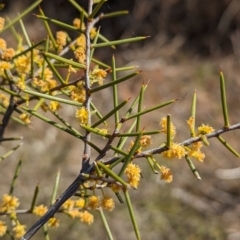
[81, 0, 94, 172]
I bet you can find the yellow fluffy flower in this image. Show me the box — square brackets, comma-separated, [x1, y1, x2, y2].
[189, 150, 205, 162]
[160, 166, 173, 183]
[49, 101, 61, 112]
[73, 18, 86, 30]
[62, 199, 75, 211]
[124, 163, 141, 189]
[90, 65, 107, 85]
[110, 183, 122, 193]
[187, 116, 195, 134]
[33, 204, 48, 216]
[88, 195, 100, 210]
[79, 211, 94, 225]
[13, 224, 26, 239]
[90, 27, 97, 39]
[0, 194, 20, 213]
[16, 78, 26, 90]
[48, 217, 59, 228]
[101, 197, 115, 211]
[56, 31, 68, 52]
[0, 38, 7, 50]
[197, 124, 214, 135]
[163, 142, 185, 159]
[75, 198, 85, 208]
[140, 135, 152, 148]
[67, 209, 81, 218]
[76, 107, 89, 124]
[0, 221, 7, 237]
[14, 55, 31, 75]
[160, 117, 176, 139]
[2, 48, 15, 61]
[0, 61, 12, 76]
[74, 47, 86, 64]
[187, 142, 205, 162]
[70, 82, 86, 103]
[0, 93, 9, 107]
[76, 34, 86, 48]
[43, 68, 53, 81]
[34, 78, 57, 92]
[19, 113, 31, 124]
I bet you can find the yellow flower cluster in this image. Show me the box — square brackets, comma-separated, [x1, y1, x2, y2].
[33, 76, 57, 92]
[110, 183, 122, 193]
[101, 196, 115, 211]
[90, 27, 97, 39]
[76, 107, 89, 124]
[75, 198, 85, 208]
[90, 65, 107, 85]
[33, 198, 89, 227]
[124, 163, 141, 189]
[188, 142, 205, 162]
[72, 18, 96, 38]
[83, 179, 97, 189]
[79, 211, 94, 225]
[0, 59, 12, 76]
[88, 195, 100, 210]
[0, 194, 20, 213]
[163, 142, 185, 159]
[2, 47, 15, 61]
[0, 220, 7, 237]
[160, 117, 176, 139]
[0, 36, 15, 68]
[62, 198, 85, 211]
[31, 67, 57, 92]
[60, 198, 93, 225]
[197, 124, 215, 135]
[19, 113, 31, 124]
[95, 128, 108, 138]
[40, 101, 61, 112]
[56, 31, 68, 52]
[0, 38, 7, 50]
[70, 81, 86, 103]
[139, 135, 152, 148]
[14, 54, 31, 75]
[0, 194, 28, 238]
[49, 101, 61, 112]
[13, 224, 26, 239]
[48, 217, 59, 228]
[74, 34, 86, 64]
[15, 77, 26, 90]
[33, 204, 58, 227]
[87, 195, 115, 211]
[128, 135, 152, 153]
[74, 47, 86, 65]
[62, 199, 75, 211]
[73, 18, 86, 30]
[0, 93, 9, 107]
[187, 116, 195, 134]
[33, 204, 48, 216]
[160, 166, 173, 183]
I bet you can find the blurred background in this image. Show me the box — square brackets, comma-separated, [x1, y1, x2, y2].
[1, 0, 240, 239]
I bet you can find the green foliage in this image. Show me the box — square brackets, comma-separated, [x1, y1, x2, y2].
[0, 1, 239, 240]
